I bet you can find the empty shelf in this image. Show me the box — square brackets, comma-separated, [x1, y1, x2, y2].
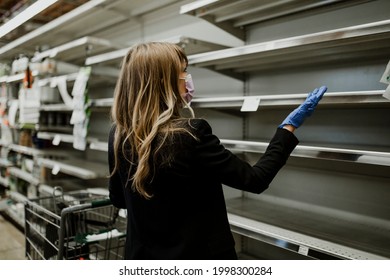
[181, 0, 375, 40]
[8, 167, 40, 186]
[192, 90, 390, 108]
[226, 197, 389, 259]
[31, 36, 123, 65]
[89, 90, 390, 110]
[0, 0, 115, 61]
[85, 36, 229, 66]
[37, 158, 107, 180]
[8, 144, 72, 158]
[221, 139, 390, 167]
[187, 20, 390, 75]
[75, 138, 390, 167]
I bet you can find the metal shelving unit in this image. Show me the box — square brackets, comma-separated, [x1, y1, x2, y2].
[8, 167, 40, 186]
[186, 19, 390, 78]
[86, 88, 390, 168]
[180, 0, 375, 40]
[182, 0, 390, 260]
[222, 139, 390, 167]
[8, 143, 76, 158]
[226, 197, 389, 259]
[85, 35, 230, 66]
[192, 90, 390, 108]
[31, 36, 124, 65]
[89, 137, 390, 178]
[37, 158, 108, 180]
[89, 90, 390, 110]
[1, 0, 388, 260]
[0, 0, 162, 62]
[37, 132, 101, 150]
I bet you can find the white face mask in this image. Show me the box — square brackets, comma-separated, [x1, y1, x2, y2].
[181, 74, 195, 103]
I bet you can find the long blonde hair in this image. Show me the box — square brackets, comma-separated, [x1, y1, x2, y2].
[110, 42, 194, 199]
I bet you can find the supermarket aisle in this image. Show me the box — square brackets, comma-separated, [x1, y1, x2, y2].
[0, 214, 26, 259]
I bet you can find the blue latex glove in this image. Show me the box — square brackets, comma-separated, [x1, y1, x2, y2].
[279, 86, 327, 128]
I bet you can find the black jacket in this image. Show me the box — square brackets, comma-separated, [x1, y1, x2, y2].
[108, 118, 298, 259]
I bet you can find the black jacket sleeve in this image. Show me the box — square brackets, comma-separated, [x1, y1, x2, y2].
[192, 119, 298, 193]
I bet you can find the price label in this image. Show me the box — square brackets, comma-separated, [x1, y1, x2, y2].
[241, 96, 261, 112]
[380, 60, 390, 84]
[52, 165, 60, 175]
[298, 245, 309, 256]
[52, 135, 61, 146]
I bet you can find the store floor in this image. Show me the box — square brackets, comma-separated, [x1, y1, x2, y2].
[0, 214, 26, 260]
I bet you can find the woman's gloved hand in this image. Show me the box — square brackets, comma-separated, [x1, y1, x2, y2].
[279, 86, 327, 129]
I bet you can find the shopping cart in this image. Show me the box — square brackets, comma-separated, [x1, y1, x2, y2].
[24, 188, 127, 260]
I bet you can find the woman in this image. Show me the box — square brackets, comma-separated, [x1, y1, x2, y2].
[108, 42, 327, 259]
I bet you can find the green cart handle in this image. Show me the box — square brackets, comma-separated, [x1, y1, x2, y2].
[91, 198, 111, 208]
